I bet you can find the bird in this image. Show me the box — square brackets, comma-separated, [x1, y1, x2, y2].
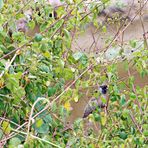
[83, 85, 108, 118]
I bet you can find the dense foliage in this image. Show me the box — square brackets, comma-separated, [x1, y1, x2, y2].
[0, 0, 147, 147]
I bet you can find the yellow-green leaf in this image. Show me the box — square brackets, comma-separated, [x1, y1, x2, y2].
[43, 51, 51, 58]
[73, 95, 79, 102]
[36, 118, 43, 128]
[100, 112, 107, 126]
[64, 102, 72, 111]
[2, 121, 11, 134]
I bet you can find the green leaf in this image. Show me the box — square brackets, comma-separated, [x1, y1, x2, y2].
[120, 94, 126, 106]
[73, 95, 79, 102]
[101, 0, 110, 3]
[119, 131, 128, 140]
[110, 95, 118, 102]
[62, 68, 73, 81]
[34, 123, 49, 134]
[48, 87, 56, 97]
[43, 51, 51, 58]
[93, 113, 101, 122]
[113, 85, 119, 94]
[63, 29, 71, 40]
[102, 25, 107, 33]
[0, 44, 6, 51]
[34, 33, 43, 42]
[36, 118, 43, 128]
[101, 97, 107, 104]
[134, 138, 141, 145]
[9, 137, 21, 146]
[122, 109, 129, 118]
[54, 38, 62, 48]
[130, 92, 136, 100]
[129, 40, 137, 48]
[28, 20, 35, 30]
[40, 22, 48, 32]
[2, 121, 11, 134]
[54, 19, 64, 29]
[5, 73, 25, 102]
[100, 112, 107, 126]
[0, 0, 4, 9]
[40, 65, 50, 73]
[143, 131, 148, 136]
[130, 127, 135, 135]
[43, 114, 53, 123]
[39, 43, 48, 53]
[73, 52, 84, 61]
[79, 54, 88, 66]
[0, 129, 3, 139]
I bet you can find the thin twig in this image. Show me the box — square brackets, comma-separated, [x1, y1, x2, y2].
[0, 9, 73, 61]
[0, 50, 19, 78]
[12, 128, 61, 148]
[139, 0, 148, 49]
[2, 0, 32, 28]
[129, 112, 143, 134]
[26, 97, 49, 141]
[127, 68, 143, 115]
[103, 0, 148, 53]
